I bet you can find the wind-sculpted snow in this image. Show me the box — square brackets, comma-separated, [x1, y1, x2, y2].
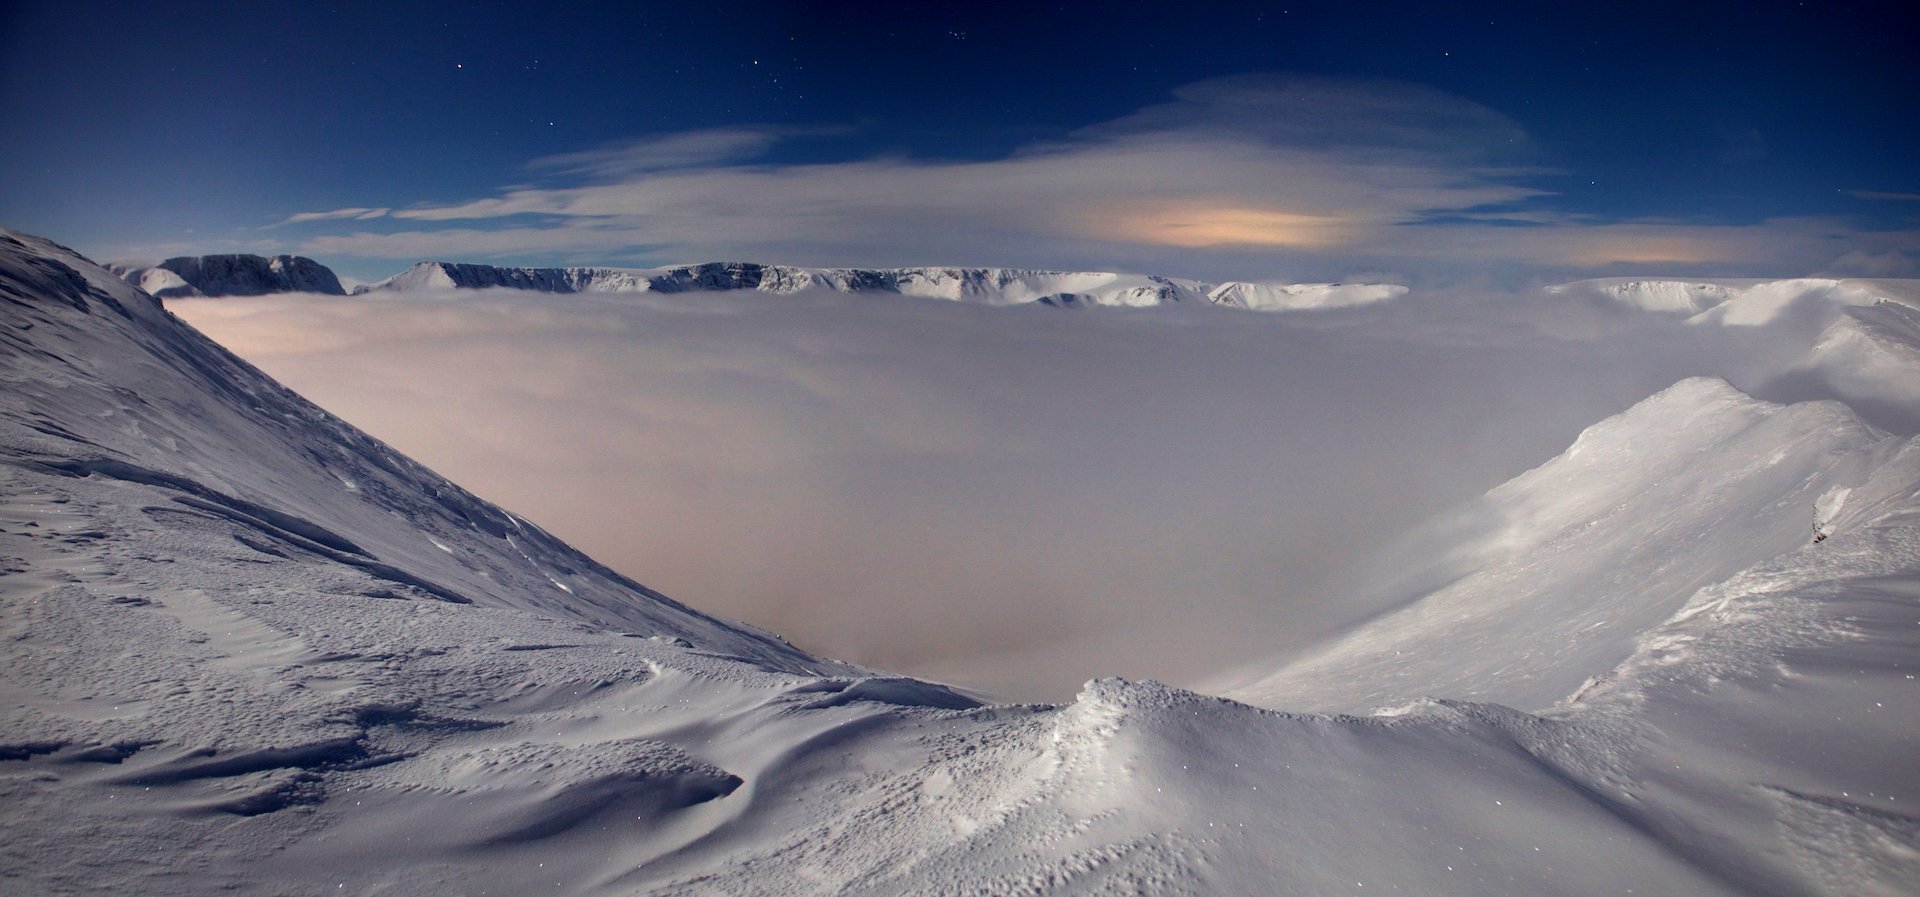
[4, 227, 1918, 895]
[108, 253, 346, 297]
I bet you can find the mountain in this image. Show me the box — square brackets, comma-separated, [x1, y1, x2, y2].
[108, 253, 346, 298]
[5, 227, 1918, 895]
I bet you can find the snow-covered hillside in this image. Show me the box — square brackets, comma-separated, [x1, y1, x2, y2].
[1227, 377, 1902, 712]
[9, 233, 815, 664]
[5, 228, 1918, 895]
[108, 253, 346, 298]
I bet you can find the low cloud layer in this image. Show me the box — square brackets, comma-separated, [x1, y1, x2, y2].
[273, 75, 1919, 281]
[168, 287, 1852, 699]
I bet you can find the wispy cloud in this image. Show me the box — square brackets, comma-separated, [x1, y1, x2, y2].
[275, 207, 392, 225]
[528, 125, 844, 179]
[276, 75, 1919, 279]
[1845, 189, 1920, 202]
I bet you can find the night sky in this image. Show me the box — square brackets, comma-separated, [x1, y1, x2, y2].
[2, 0, 1915, 284]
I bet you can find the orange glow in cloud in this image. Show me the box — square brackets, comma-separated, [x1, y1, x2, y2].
[1087, 204, 1357, 249]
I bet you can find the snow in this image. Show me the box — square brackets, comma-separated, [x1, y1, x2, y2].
[4, 227, 1918, 895]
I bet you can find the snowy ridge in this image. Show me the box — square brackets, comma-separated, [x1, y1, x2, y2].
[5, 227, 1919, 895]
[108, 253, 345, 298]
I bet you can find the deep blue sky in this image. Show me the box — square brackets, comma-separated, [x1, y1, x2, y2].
[2, 0, 1915, 283]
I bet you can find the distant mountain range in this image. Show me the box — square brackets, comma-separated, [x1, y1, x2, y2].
[107, 252, 1409, 311]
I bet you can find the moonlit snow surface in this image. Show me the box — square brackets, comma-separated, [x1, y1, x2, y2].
[5, 227, 1920, 895]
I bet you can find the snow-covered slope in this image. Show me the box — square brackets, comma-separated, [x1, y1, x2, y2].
[5, 228, 1918, 895]
[6, 232, 809, 664]
[1228, 377, 1902, 713]
[359, 259, 1406, 311]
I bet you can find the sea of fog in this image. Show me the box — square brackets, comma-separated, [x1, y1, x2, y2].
[172, 284, 1851, 699]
